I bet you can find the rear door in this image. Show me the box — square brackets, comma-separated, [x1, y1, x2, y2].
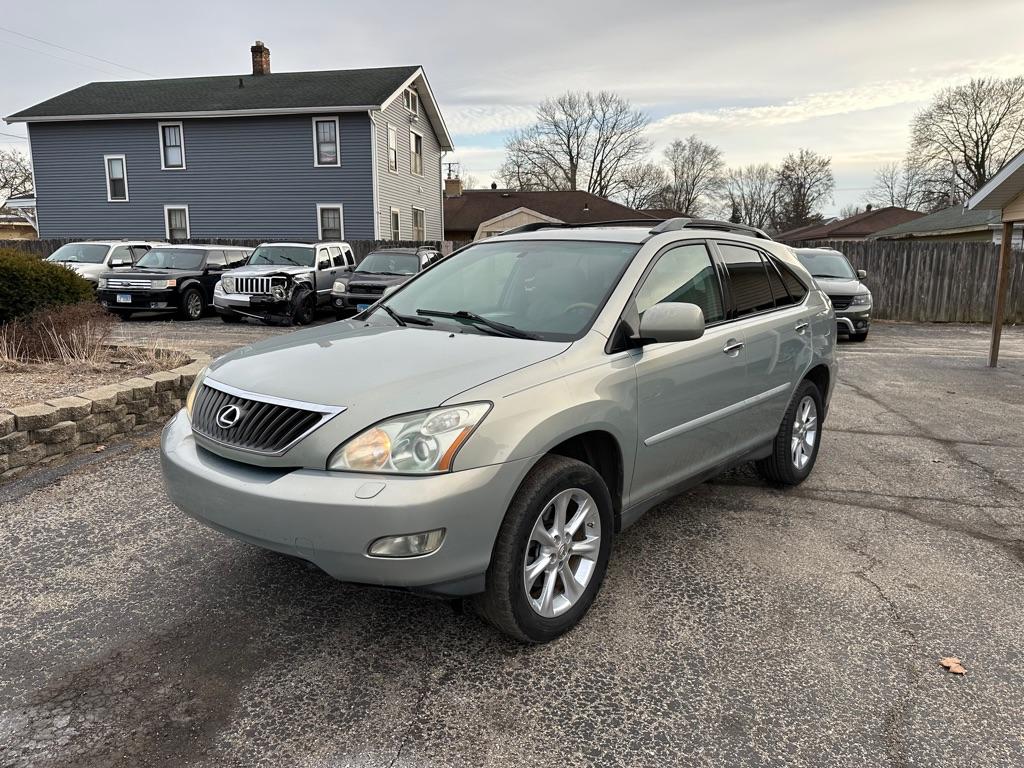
[713, 241, 812, 446]
[631, 241, 750, 502]
[201, 250, 227, 300]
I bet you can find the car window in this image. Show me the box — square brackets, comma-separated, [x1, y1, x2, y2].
[356, 251, 419, 275]
[763, 257, 790, 306]
[717, 242, 776, 317]
[205, 250, 228, 268]
[47, 243, 110, 264]
[344, 248, 355, 266]
[226, 250, 249, 268]
[130, 245, 151, 262]
[795, 250, 857, 279]
[109, 245, 134, 265]
[248, 245, 315, 267]
[317, 248, 332, 270]
[778, 264, 808, 301]
[329, 246, 345, 268]
[635, 242, 724, 324]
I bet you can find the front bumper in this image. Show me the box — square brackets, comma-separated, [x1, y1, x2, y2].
[332, 292, 383, 310]
[98, 288, 178, 312]
[835, 308, 871, 334]
[160, 410, 532, 595]
[213, 284, 288, 315]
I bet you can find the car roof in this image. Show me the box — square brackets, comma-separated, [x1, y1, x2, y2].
[257, 241, 350, 248]
[148, 243, 250, 251]
[73, 240, 162, 246]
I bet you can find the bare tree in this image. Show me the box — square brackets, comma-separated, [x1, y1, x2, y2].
[911, 76, 1024, 201]
[498, 91, 650, 197]
[660, 135, 725, 216]
[722, 163, 777, 229]
[865, 160, 931, 210]
[617, 162, 668, 210]
[0, 148, 33, 199]
[838, 204, 861, 219]
[773, 149, 834, 232]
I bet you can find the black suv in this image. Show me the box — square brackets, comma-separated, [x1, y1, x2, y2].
[97, 245, 252, 320]
[331, 246, 442, 319]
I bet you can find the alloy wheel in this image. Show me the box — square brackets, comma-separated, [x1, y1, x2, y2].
[522, 488, 601, 618]
[791, 395, 818, 469]
[187, 292, 202, 319]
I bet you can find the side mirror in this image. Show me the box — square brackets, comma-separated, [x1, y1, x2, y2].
[637, 303, 705, 345]
[206, 263, 224, 272]
[318, 260, 332, 271]
[856, 269, 867, 279]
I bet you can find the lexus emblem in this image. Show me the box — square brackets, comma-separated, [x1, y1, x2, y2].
[215, 404, 242, 429]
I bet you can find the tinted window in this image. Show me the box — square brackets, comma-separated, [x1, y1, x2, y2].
[205, 250, 227, 268]
[779, 264, 808, 301]
[636, 243, 724, 323]
[329, 246, 345, 267]
[226, 250, 249, 268]
[718, 243, 775, 317]
[136, 248, 205, 270]
[130, 245, 151, 262]
[764, 258, 789, 305]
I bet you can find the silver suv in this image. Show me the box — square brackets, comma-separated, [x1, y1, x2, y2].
[162, 219, 837, 642]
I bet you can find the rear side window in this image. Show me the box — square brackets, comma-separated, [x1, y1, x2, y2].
[635, 242, 725, 324]
[717, 242, 775, 317]
[777, 262, 808, 302]
[226, 250, 249, 268]
[764, 259, 789, 305]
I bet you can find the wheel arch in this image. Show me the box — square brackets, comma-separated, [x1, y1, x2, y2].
[546, 430, 625, 531]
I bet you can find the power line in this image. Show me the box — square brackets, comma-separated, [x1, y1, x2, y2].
[0, 131, 28, 141]
[0, 24, 154, 77]
[0, 36, 129, 78]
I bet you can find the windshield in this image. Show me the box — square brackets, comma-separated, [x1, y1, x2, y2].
[383, 239, 640, 341]
[796, 250, 856, 279]
[135, 248, 205, 270]
[248, 245, 315, 268]
[356, 251, 420, 275]
[46, 243, 109, 264]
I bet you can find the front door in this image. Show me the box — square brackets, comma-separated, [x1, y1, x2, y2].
[631, 241, 750, 503]
[315, 247, 337, 304]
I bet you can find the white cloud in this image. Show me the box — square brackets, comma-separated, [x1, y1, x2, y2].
[444, 104, 536, 136]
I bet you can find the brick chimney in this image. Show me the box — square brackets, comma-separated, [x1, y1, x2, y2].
[444, 176, 463, 198]
[251, 41, 270, 75]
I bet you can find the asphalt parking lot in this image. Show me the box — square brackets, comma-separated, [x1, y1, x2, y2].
[2, 321, 1023, 767]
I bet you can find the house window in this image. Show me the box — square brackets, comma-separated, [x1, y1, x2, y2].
[317, 204, 344, 240]
[104, 155, 128, 201]
[412, 207, 425, 241]
[390, 207, 401, 241]
[164, 205, 190, 240]
[387, 124, 398, 172]
[159, 122, 185, 169]
[403, 88, 419, 116]
[410, 131, 423, 176]
[313, 117, 340, 167]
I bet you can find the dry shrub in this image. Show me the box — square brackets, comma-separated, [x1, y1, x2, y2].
[0, 302, 115, 366]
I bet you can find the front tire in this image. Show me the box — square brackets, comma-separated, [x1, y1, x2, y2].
[474, 455, 613, 643]
[178, 287, 204, 321]
[755, 379, 823, 486]
[290, 287, 316, 325]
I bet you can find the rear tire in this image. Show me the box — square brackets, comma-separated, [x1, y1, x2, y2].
[473, 455, 613, 643]
[178, 287, 204, 321]
[290, 287, 316, 325]
[755, 379, 823, 486]
[851, 330, 868, 342]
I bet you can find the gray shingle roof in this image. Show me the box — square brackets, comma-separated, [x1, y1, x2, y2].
[870, 204, 1000, 239]
[7, 66, 420, 121]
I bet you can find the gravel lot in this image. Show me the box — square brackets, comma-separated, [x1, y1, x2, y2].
[1, 321, 1022, 767]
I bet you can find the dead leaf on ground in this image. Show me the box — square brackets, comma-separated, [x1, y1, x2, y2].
[939, 656, 967, 674]
[94, 445, 107, 453]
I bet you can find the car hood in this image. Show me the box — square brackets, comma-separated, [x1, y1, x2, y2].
[206, 321, 571, 412]
[813, 276, 867, 296]
[225, 264, 313, 277]
[101, 268, 202, 279]
[344, 273, 414, 287]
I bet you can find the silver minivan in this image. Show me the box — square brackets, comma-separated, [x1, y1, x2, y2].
[162, 219, 837, 642]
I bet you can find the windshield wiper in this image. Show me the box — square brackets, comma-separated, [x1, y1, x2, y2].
[372, 304, 433, 327]
[416, 309, 539, 340]
[814, 274, 851, 279]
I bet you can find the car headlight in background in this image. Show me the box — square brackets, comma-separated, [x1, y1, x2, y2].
[328, 403, 491, 474]
[383, 285, 400, 296]
[850, 293, 871, 306]
[221, 276, 235, 293]
[98, 278, 108, 289]
[184, 366, 208, 420]
[150, 278, 177, 290]
[332, 280, 347, 292]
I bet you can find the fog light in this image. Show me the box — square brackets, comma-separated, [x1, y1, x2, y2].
[367, 529, 445, 558]
[149, 301, 168, 309]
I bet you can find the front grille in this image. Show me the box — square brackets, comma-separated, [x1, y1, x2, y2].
[106, 278, 152, 289]
[232, 276, 287, 295]
[191, 383, 333, 454]
[349, 282, 386, 296]
[828, 294, 853, 310]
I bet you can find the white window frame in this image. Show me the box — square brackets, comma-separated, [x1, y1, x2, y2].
[409, 129, 423, 176]
[164, 204, 190, 240]
[390, 207, 401, 240]
[316, 203, 345, 240]
[157, 121, 186, 170]
[386, 123, 399, 173]
[104, 154, 129, 202]
[403, 88, 419, 116]
[312, 116, 341, 168]
[412, 206, 425, 241]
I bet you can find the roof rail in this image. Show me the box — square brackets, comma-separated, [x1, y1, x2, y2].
[499, 219, 658, 236]
[650, 217, 773, 240]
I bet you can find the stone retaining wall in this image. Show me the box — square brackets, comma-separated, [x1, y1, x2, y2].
[0, 355, 210, 482]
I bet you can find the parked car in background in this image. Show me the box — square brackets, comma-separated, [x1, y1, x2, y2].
[162, 218, 836, 643]
[214, 241, 355, 325]
[97, 245, 252, 320]
[331, 246, 443, 318]
[45, 241, 162, 285]
[794, 247, 871, 341]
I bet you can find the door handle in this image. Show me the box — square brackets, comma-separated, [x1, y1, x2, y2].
[722, 339, 744, 355]
[795, 321, 810, 333]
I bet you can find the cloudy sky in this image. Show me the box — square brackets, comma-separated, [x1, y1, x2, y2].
[2, 0, 1023, 214]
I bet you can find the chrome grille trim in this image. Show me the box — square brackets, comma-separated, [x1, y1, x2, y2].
[106, 278, 152, 289]
[229, 276, 288, 295]
[191, 378, 345, 456]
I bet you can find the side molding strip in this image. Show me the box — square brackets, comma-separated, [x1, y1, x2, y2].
[644, 382, 791, 447]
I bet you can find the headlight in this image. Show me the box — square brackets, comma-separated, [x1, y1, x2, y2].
[850, 293, 871, 306]
[222, 276, 235, 293]
[383, 285, 400, 296]
[332, 280, 347, 292]
[185, 366, 208, 420]
[98, 278, 108, 289]
[151, 278, 177, 290]
[328, 403, 491, 474]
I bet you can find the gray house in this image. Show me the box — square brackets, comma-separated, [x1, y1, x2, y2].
[5, 42, 452, 242]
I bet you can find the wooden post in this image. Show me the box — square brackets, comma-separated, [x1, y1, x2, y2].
[989, 220, 1014, 367]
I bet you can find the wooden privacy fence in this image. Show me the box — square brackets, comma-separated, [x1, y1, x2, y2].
[795, 240, 1024, 323]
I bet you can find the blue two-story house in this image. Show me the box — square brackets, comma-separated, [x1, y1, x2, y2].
[5, 42, 453, 243]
